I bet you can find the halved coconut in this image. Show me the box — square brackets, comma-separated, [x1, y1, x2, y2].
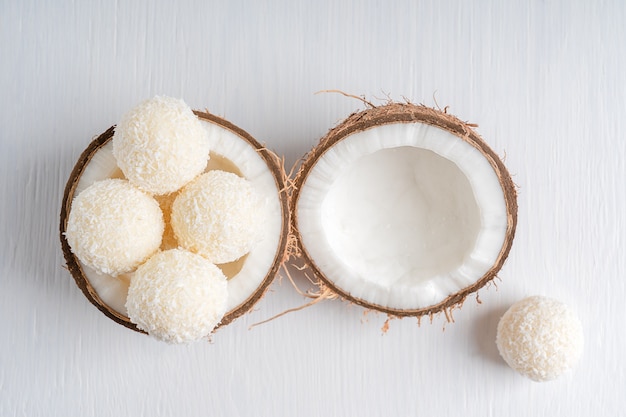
[60, 112, 289, 332]
[292, 103, 517, 319]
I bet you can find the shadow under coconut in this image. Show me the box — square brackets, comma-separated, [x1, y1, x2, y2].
[472, 304, 510, 366]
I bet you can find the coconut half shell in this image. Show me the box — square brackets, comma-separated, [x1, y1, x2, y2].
[60, 112, 290, 333]
[291, 103, 517, 319]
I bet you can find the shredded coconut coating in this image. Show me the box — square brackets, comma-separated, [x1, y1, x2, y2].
[65, 179, 164, 276]
[112, 95, 210, 195]
[126, 249, 228, 344]
[171, 170, 262, 264]
[496, 296, 584, 382]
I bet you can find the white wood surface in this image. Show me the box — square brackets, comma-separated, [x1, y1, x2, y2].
[1, 1, 624, 415]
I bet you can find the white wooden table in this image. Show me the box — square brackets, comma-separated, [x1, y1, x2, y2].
[1, 1, 624, 415]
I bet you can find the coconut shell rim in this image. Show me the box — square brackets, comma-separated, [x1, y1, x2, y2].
[290, 103, 518, 318]
[59, 111, 291, 334]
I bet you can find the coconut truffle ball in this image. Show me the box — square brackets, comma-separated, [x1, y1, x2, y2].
[65, 179, 164, 276]
[171, 170, 262, 264]
[496, 296, 584, 382]
[112, 95, 210, 195]
[126, 249, 228, 344]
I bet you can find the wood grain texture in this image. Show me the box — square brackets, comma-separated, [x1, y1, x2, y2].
[1, 0, 625, 415]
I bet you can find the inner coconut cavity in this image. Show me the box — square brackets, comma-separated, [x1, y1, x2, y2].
[297, 122, 509, 311]
[73, 118, 283, 317]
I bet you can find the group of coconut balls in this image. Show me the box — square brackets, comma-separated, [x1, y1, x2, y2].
[65, 96, 262, 344]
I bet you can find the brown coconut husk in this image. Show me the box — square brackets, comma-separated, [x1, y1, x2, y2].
[59, 111, 291, 333]
[290, 102, 518, 320]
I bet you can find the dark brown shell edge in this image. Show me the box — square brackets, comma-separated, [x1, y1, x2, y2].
[59, 112, 290, 334]
[290, 103, 518, 319]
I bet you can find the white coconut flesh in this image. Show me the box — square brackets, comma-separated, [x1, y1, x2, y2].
[72, 119, 283, 318]
[296, 122, 509, 311]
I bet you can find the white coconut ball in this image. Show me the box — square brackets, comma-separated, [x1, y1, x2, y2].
[112, 95, 210, 195]
[126, 249, 228, 344]
[496, 296, 584, 382]
[171, 170, 262, 264]
[65, 179, 164, 276]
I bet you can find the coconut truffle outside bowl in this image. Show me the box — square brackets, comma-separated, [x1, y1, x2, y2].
[60, 97, 517, 342]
